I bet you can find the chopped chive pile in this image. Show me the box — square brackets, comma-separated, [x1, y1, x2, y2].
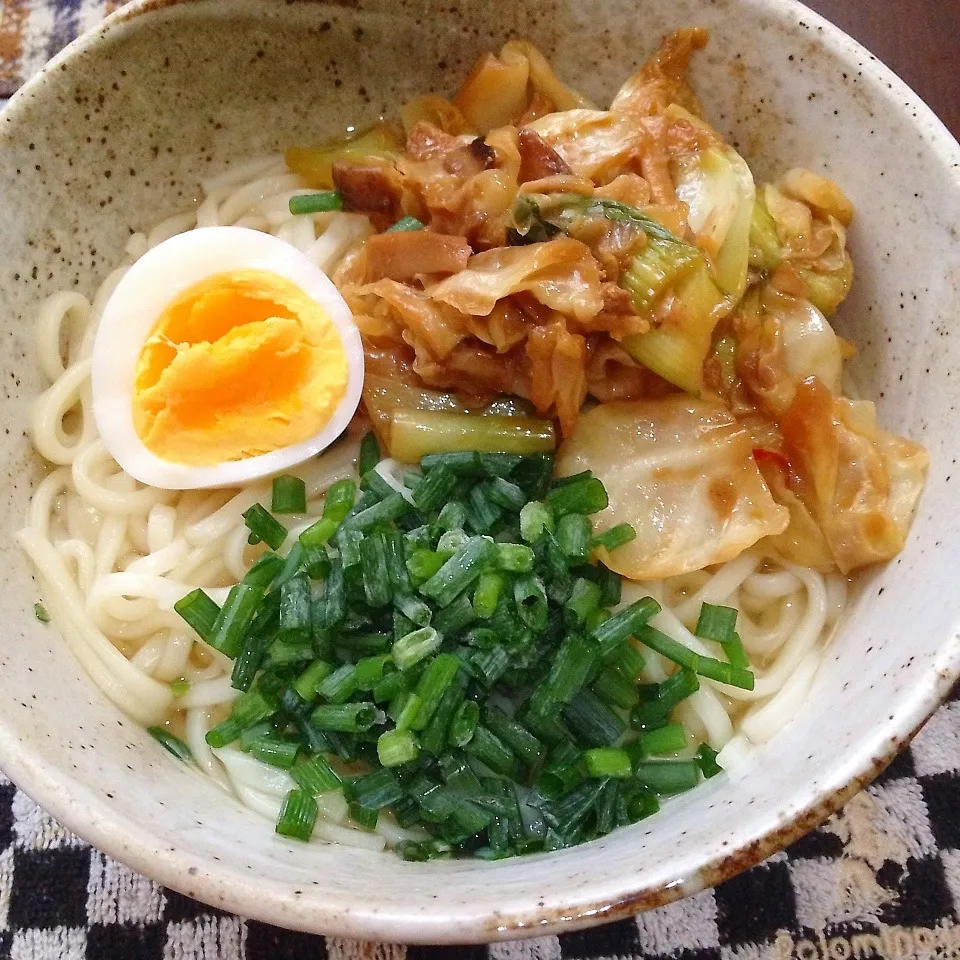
[33, 602, 49, 623]
[171, 440, 750, 859]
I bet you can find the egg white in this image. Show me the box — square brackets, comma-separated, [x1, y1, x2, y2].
[91, 226, 364, 490]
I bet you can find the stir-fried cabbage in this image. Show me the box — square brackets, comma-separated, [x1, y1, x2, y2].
[528, 110, 648, 183]
[779, 378, 928, 573]
[294, 33, 926, 578]
[453, 41, 591, 135]
[428, 238, 603, 322]
[557, 397, 789, 580]
[622, 262, 727, 394]
[675, 146, 755, 297]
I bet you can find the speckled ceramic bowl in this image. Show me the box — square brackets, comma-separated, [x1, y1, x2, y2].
[0, 0, 959, 943]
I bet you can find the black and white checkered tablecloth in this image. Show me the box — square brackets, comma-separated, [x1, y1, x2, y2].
[2, 686, 959, 959]
[4, 2, 960, 956]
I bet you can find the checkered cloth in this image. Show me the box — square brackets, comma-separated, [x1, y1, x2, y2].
[4, 1, 960, 956]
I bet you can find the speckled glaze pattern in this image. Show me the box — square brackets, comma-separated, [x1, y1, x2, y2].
[0, 0, 958, 944]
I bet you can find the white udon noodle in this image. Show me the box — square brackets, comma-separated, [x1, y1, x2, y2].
[17, 154, 848, 849]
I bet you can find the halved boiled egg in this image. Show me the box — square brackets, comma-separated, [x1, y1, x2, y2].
[91, 226, 364, 489]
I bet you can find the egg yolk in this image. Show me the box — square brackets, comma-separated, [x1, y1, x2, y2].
[132, 270, 348, 466]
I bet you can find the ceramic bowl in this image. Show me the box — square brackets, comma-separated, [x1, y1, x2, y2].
[1, 0, 959, 943]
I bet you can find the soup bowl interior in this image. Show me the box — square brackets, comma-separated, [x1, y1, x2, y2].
[0, 0, 958, 942]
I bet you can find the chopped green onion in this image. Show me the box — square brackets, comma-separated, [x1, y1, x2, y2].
[556, 513, 592, 562]
[341, 493, 410, 534]
[412, 653, 460, 730]
[323, 558, 347, 628]
[722, 632, 750, 670]
[242, 503, 287, 551]
[565, 579, 602, 626]
[467, 724, 516, 777]
[472, 571, 504, 618]
[171, 451, 726, 857]
[209, 583, 261, 658]
[301, 542, 330, 580]
[359, 431, 381, 476]
[413, 463, 457, 513]
[467, 483, 503, 533]
[362, 467, 396, 501]
[293, 659, 334, 702]
[634, 759, 700, 794]
[420, 673, 467, 755]
[248, 736, 300, 769]
[407, 549, 450, 586]
[349, 801, 379, 831]
[591, 596, 661, 657]
[373, 669, 407, 704]
[349, 768, 404, 810]
[592, 523, 637, 552]
[276, 789, 318, 841]
[299, 517, 338, 552]
[349, 654, 390, 691]
[419, 537, 496, 607]
[563, 687, 627, 747]
[695, 603, 738, 643]
[322, 479, 357, 523]
[697, 743, 723, 778]
[484, 707, 543, 765]
[495, 542, 535, 573]
[174, 588, 220, 643]
[359, 531, 392, 608]
[433, 593, 477, 636]
[592, 667, 640, 710]
[289, 190, 343, 215]
[437, 529, 470, 553]
[607, 640, 646, 681]
[431, 501, 468, 537]
[397, 839, 452, 861]
[316, 664, 358, 703]
[391, 691, 423, 732]
[387, 215, 425, 232]
[310, 702, 377, 733]
[33, 602, 50, 623]
[272, 475, 307, 514]
[468, 645, 511, 688]
[392, 626, 441, 670]
[378, 729, 420, 767]
[637, 722, 687, 757]
[278, 573, 311, 645]
[291, 754, 342, 794]
[584, 747, 632, 779]
[513, 575, 548, 631]
[448, 699, 480, 747]
[336, 527, 363, 568]
[394, 591, 431, 627]
[170, 679, 190, 698]
[204, 718, 243, 749]
[539, 778, 606, 831]
[636, 625, 755, 689]
[633, 669, 700, 731]
[537, 633, 599, 705]
[148, 727, 193, 763]
[230, 590, 280, 690]
[519, 501, 553, 542]
[487, 476, 526, 511]
[546, 475, 608, 517]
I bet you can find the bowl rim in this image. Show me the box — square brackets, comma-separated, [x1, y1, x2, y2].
[2, 0, 960, 943]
